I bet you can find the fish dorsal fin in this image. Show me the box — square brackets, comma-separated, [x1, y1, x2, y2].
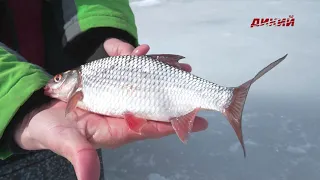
[147, 54, 185, 63]
[170, 108, 200, 143]
[146, 54, 186, 70]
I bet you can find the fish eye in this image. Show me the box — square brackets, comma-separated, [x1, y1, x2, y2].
[53, 74, 62, 83]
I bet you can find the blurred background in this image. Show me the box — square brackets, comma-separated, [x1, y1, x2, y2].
[102, 1, 320, 179]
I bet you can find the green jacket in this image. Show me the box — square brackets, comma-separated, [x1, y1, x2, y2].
[0, 0, 138, 160]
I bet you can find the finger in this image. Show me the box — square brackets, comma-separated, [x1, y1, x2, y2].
[103, 38, 134, 56]
[131, 44, 150, 55]
[54, 130, 100, 180]
[73, 148, 101, 180]
[116, 116, 208, 144]
[81, 112, 208, 149]
[59, 132, 100, 180]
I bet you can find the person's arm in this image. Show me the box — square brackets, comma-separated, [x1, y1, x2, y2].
[0, 42, 52, 160]
[0, 0, 140, 159]
[49, 0, 139, 63]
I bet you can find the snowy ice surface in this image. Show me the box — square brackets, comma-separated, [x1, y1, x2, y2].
[102, 0, 320, 180]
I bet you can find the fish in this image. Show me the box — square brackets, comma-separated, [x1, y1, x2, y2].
[44, 53, 288, 157]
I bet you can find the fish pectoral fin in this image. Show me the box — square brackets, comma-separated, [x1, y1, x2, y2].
[65, 90, 83, 117]
[170, 108, 200, 144]
[147, 54, 185, 64]
[124, 112, 148, 135]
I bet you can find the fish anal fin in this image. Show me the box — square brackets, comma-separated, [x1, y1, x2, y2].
[170, 108, 200, 144]
[66, 90, 83, 117]
[124, 112, 148, 134]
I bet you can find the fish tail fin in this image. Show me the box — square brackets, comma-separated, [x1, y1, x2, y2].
[223, 54, 288, 157]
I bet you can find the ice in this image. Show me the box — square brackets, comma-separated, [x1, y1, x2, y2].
[102, 1, 320, 180]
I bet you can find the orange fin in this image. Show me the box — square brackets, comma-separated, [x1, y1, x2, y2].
[65, 91, 83, 117]
[223, 54, 288, 157]
[124, 112, 148, 134]
[170, 108, 200, 143]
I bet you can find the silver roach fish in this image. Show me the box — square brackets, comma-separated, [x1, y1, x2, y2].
[44, 53, 288, 156]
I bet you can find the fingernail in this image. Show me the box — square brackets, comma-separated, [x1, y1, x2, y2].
[133, 49, 140, 54]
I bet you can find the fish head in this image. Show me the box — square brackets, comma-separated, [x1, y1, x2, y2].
[44, 70, 79, 101]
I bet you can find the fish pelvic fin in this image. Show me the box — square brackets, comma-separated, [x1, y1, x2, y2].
[223, 54, 288, 157]
[123, 112, 148, 135]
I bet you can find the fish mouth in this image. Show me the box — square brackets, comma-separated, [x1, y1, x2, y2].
[43, 86, 51, 96]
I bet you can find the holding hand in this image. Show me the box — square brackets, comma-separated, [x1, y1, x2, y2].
[13, 38, 208, 180]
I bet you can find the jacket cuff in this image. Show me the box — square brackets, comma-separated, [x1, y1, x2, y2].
[64, 27, 137, 65]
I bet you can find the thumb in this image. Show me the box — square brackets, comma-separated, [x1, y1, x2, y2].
[48, 129, 101, 180]
[103, 38, 134, 56]
[72, 146, 101, 180]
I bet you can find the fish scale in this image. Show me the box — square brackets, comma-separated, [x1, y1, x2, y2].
[44, 53, 288, 157]
[79, 55, 232, 120]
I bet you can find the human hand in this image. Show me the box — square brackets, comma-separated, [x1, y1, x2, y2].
[13, 39, 208, 180]
[103, 38, 149, 56]
[14, 101, 207, 180]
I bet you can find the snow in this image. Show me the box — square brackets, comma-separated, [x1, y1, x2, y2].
[102, 1, 320, 180]
[131, 0, 320, 97]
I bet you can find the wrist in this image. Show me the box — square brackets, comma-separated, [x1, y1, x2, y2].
[13, 107, 46, 151]
[7, 88, 54, 153]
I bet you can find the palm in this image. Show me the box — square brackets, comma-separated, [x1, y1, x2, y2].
[24, 99, 207, 180]
[29, 101, 207, 150]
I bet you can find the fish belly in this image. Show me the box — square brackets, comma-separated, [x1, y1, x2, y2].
[80, 86, 198, 122]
